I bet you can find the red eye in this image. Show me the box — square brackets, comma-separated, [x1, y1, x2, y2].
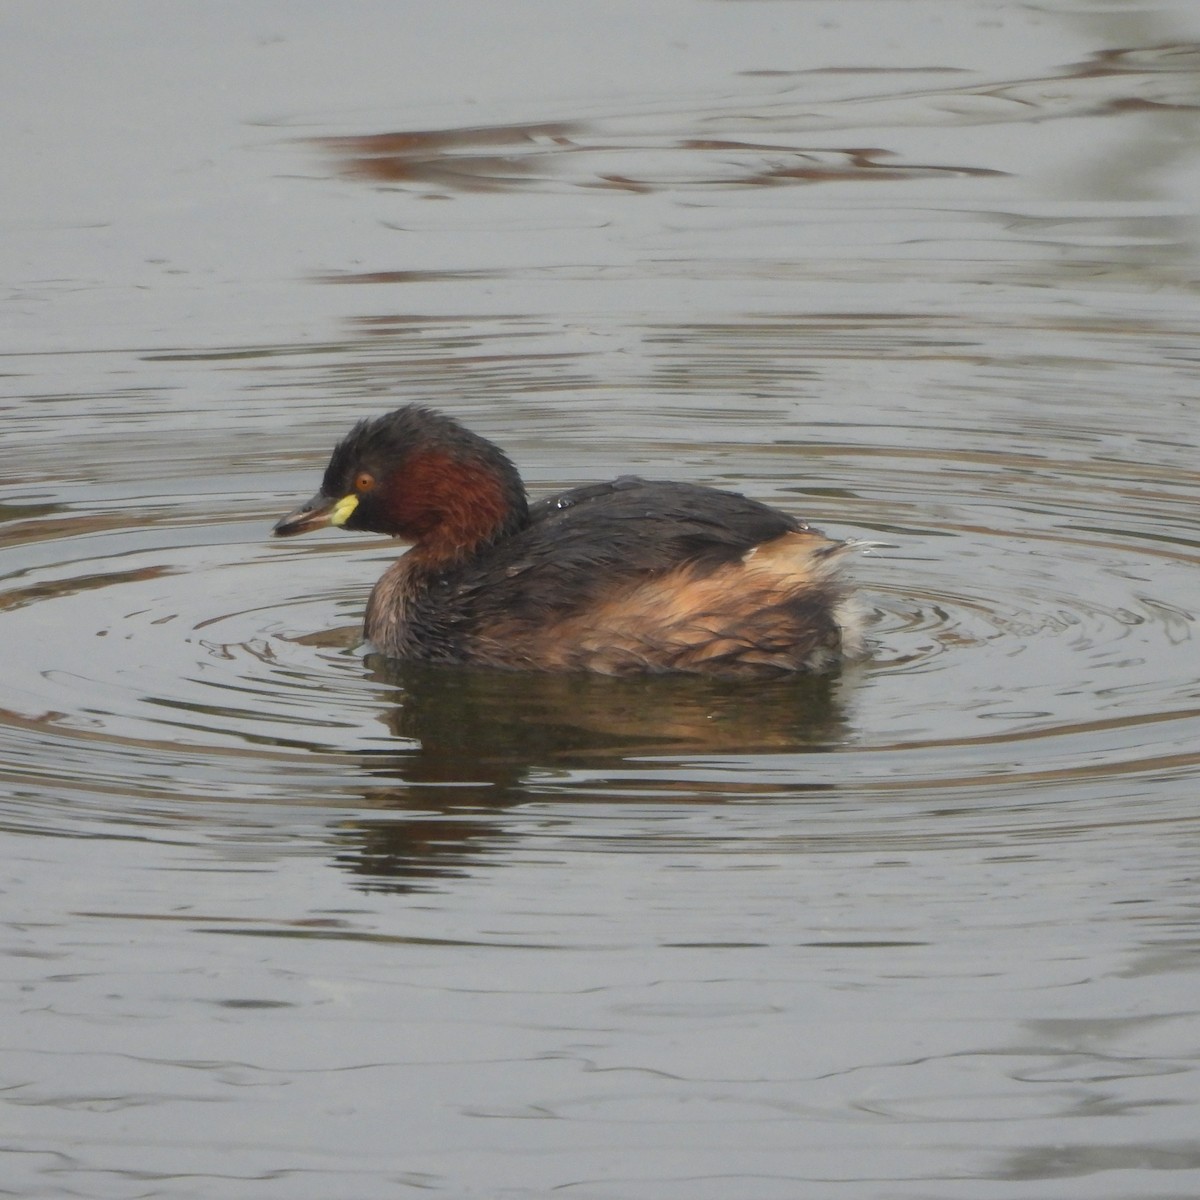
[355, 472, 376, 492]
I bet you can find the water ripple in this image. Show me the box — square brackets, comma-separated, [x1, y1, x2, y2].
[1, 381, 1194, 861]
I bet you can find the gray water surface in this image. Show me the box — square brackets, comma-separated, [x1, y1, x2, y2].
[3, 3, 1200, 1197]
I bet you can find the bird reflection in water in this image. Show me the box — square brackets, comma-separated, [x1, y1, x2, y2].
[331, 660, 854, 893]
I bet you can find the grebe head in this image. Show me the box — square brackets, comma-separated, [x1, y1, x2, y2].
[273, 405, 529, 560]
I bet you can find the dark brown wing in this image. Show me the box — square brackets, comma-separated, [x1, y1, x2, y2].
[436, 477, 811, 629]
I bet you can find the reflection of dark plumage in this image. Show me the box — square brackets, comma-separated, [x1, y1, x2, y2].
[274, 405, 864, 677]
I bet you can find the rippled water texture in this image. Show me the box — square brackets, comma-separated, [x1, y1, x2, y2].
[4, 3, 1200, 1197]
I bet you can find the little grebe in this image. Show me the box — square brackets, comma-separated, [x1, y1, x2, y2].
[273, 406, 865, 676]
